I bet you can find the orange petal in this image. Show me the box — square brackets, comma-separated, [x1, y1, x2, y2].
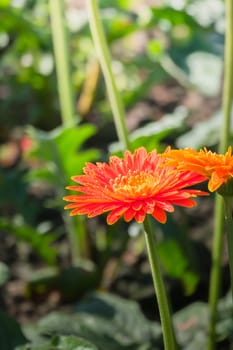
[152, 207, 167, 224]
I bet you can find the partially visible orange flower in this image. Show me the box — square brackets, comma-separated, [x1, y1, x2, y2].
[164, 146, 233, 192]
[63, 147, 207, 225]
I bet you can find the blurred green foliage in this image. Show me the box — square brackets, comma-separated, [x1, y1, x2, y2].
[0, 0, 230, 348]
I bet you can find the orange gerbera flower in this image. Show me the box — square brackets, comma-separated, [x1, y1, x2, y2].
[63, 147, 207, 225]
[164, 146, 233, 192]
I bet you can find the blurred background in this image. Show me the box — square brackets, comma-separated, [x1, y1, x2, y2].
[0, 0, 230, 349]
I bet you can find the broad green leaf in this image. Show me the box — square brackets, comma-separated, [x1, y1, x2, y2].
[110, 107, 187, 153]
[17, 335, 98, 350]
[26, 125, 100, 189]
[157, 239, 190, 277]
[150, 6, 201, 29]
[62, 149, 100, 181]
[157, 239, 199, 295]
[54, 335, 99, 350]
[53, 125, 97, 157]
[174, 302, 208, 349]
[215, 291, 233, 341]
[0, 310, 27, 350]
[152, 215, 200, 295]
[36, 292, 162, 350]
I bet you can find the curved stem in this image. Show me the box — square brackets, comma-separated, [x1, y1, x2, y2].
[208, 0, 233, 348]
[143, 216, 177, 350]
[87, 0, 130, 150]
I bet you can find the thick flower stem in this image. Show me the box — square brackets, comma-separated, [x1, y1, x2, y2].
[87, 0, 130, 150]
[208, 0, 233, 348]
[223, 197, 233, 299]
[143, 216, 177, 350]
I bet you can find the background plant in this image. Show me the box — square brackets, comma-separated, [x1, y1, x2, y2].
[0, 0, 231, 349]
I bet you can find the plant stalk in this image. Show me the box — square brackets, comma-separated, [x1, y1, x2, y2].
[49, 0, 77, 126]
[143, 216, 177, 350]
[49, 0, 89, 263]
[87, 0, 130, 150]
[208, 0, 233, 348]
[224, 197, 233, 299]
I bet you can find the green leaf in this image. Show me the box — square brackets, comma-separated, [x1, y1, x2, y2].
[158, 239, 190, 277]
[152, 215, 200, 295]
[157, 238, 199, 295]
[150, 6, 201, 29]
[62, 149, 100, 181]
[0, 218, 57, 265]
[53, 125, 97, 158]
[17, 335, 98, 350]
[54, 335, 99, 350]
[0, 310, 27, 350]
[215, 291, 233, 341]
[174, 302, 209, 349]
[110, 107, 187, 153]
[35, 292, 162, 350]
[26, 125, 100, 189]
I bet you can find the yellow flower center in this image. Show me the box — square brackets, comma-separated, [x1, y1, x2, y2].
[112, 171, 158, 198]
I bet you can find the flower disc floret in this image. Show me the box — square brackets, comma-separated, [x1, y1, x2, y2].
[111, 171, 160, 198]
[64, 147, 208, 224]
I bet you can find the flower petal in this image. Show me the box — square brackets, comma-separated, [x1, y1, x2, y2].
[152, 207, 167, 223]
[64, 147, 208, 224]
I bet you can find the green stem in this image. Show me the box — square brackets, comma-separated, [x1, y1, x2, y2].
[223, 197, 233, 299]
[49, 0, 90, 263]
[49, 0, 77, 126]
[208, 0, 233, 348]
[219, 0, 233, 152]
[143, 216, 177, 350]
[208, 196, 224, 350]
[87, 0, 130, 150]
[50, 140, 88, 264]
